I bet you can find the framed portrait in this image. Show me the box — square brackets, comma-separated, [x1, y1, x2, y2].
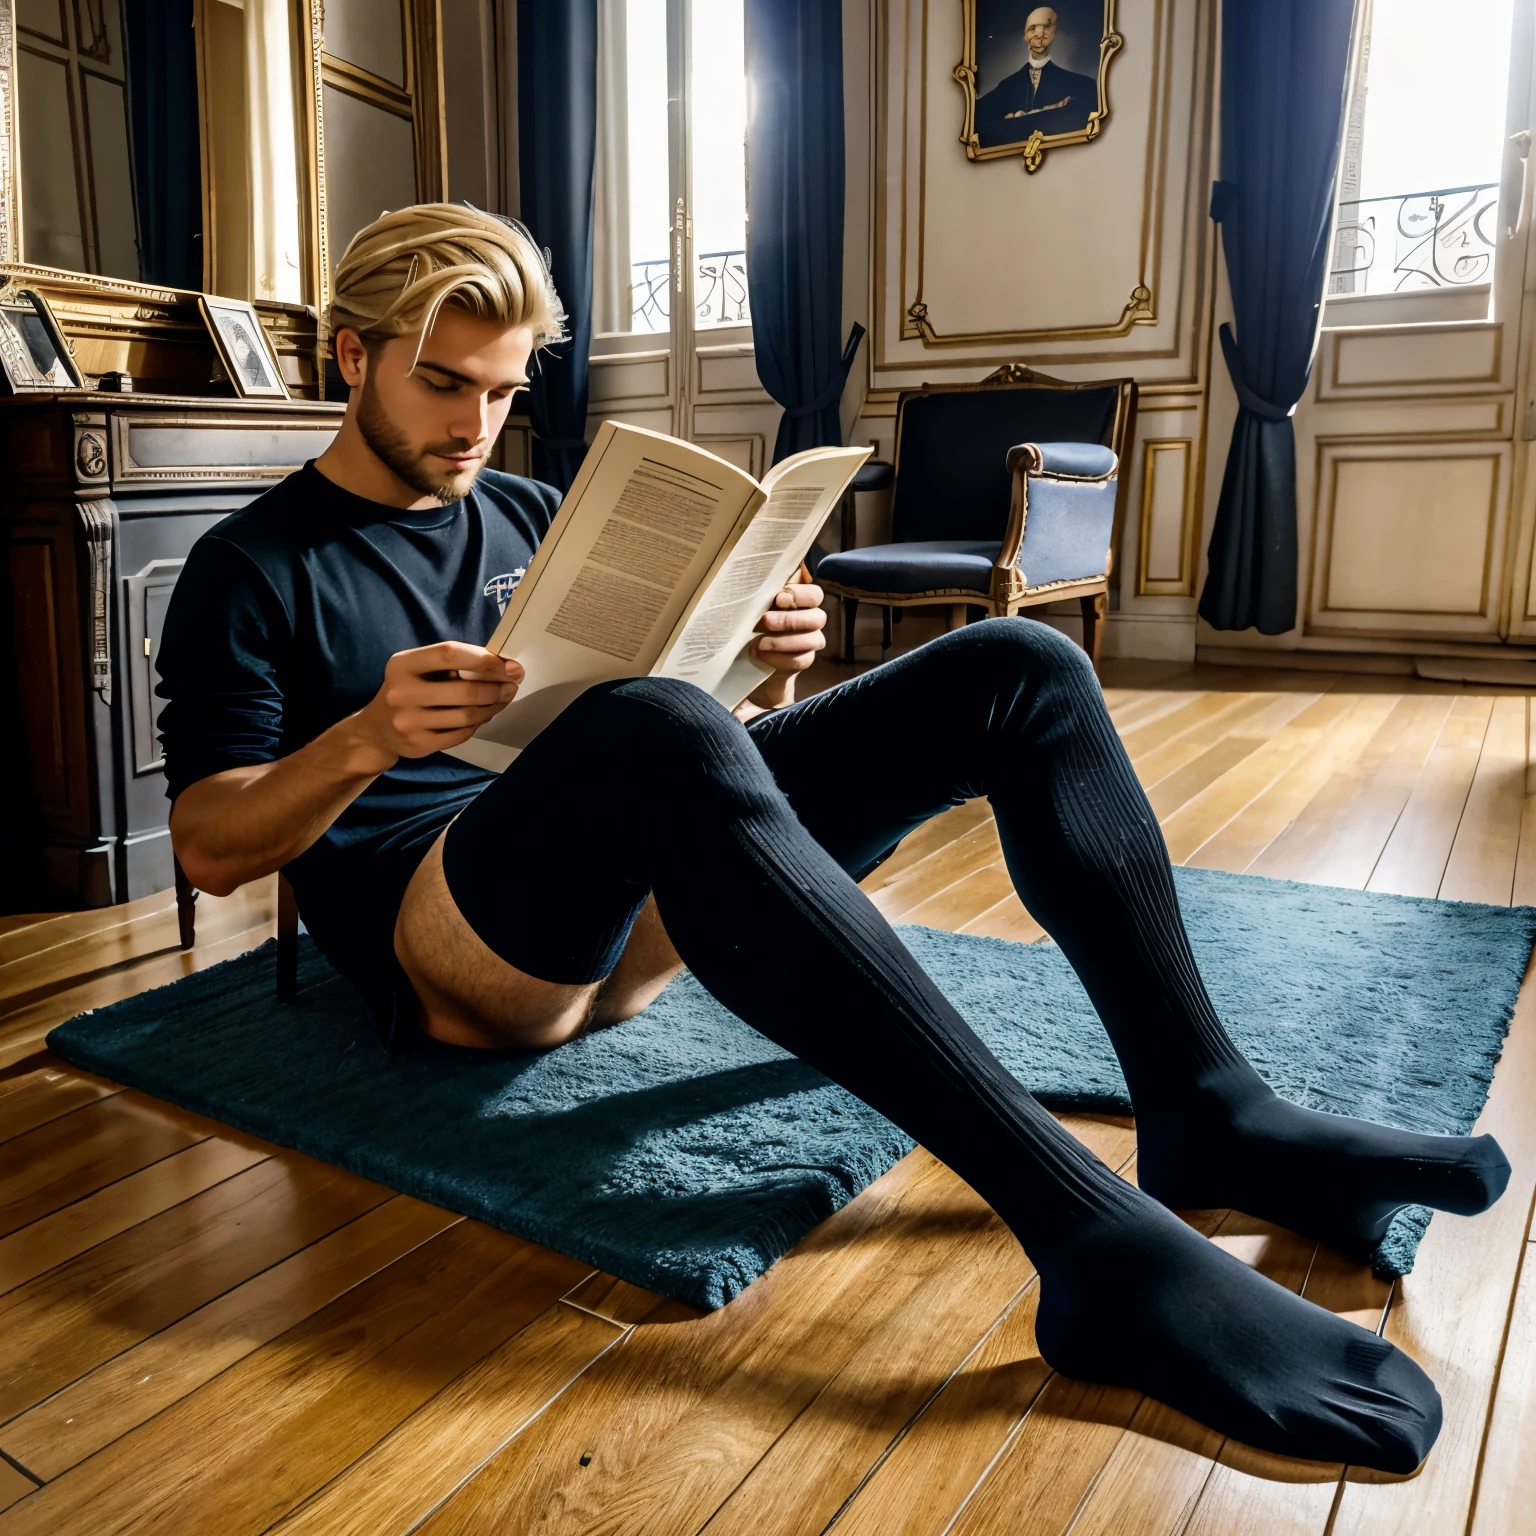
[200, 295, 289, 400]
[0, 286, 82, 392]
[954, 1, 1124, 173]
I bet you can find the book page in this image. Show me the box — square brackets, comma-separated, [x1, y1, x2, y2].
[448, 421, 762, 769]
[655, 445, 871, 709]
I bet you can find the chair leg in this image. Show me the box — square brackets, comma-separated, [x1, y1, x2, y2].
[1080, 590, 1109, 676]
[173, 856, 197, 950]
[946, 604, 967, 632]
[842, 597, 859, 663]
[277, 871, 299, 1002]
[881, 605, 893, 650]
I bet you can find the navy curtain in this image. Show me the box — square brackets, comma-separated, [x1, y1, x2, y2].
[746, 0, 864, 463]
[517, 0, 598, 490]
[1198, 0, 1357, 634]
[123, 0, 202, 291]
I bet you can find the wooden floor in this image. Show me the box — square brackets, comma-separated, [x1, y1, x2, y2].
[3, 650, 1536, 1534]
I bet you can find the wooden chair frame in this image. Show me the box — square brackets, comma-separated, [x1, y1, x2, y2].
[174, 857, 300, 1001]
[824, 364, 1139, 672]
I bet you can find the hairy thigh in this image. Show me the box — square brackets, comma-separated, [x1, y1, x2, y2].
[394, 831, 683, 1051]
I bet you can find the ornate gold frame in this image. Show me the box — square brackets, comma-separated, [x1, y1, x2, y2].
[953, 0, 1124, 174]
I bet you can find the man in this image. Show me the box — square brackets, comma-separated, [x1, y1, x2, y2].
[975, 6, 1100, 143]
[158, 204, 1506, 1474]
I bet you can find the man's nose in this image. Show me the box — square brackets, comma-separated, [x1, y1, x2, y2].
[448, 396, 491, 446]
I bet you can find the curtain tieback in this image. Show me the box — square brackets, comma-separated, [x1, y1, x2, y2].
[1219, 324, 1292, 422]
[784, 323, 867, 418]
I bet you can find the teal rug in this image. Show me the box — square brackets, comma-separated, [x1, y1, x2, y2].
[48, 868, 1535, 1311]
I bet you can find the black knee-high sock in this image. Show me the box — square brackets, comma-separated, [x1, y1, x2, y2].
[951, 637, 1509, 1252]
[444, 676, 1441, 1471]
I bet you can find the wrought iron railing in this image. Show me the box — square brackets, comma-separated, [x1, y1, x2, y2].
[1328, 183, 1499, 296]
[630, 249, 751, 331]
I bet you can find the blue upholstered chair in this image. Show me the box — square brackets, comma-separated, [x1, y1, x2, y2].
[817, 365, 1137, 672]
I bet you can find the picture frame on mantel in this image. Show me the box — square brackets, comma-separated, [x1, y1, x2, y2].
[0, 284, 82, 391]
[200, 295, 290, 400]
[955, 0, 1124, 173]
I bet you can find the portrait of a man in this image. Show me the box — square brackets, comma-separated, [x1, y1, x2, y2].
[958, 0, 1120, 169]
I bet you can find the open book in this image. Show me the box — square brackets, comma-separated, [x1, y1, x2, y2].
[447, 421, 871, 771]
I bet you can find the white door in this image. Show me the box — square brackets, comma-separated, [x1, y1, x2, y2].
[1292, 0, 1536, 655]
[586, 0, 780, 477]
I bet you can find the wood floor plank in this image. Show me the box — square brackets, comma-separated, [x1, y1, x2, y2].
[1158, 692, 1358, 864]
[858, 800, 994, 894]
[4, 1196, 462, 1482]
[267, 1302, 633, 1536]
[698, 1125, 1134, 1536]
[401, 1134, 1127, 1536]
[1144, 689, 1332, 822]
[0, 1152, 390, 1424]
[1367, 697, 1494, 898]
[1467, 1239, 1536, 1535]
[1331, 958, 1536, 1536]
[0, 1064, 119, 1145]
[958, 894, 1047, 943]
[870, 820, 1003, 920]
[0, 880, 276, 1015]
[0, 1462, 36, 1518]
[0, 890, 176, 968]
[1243, 693, 1454, 889]
[1439, 694, 1526, 905]
[0, 912, 277, 1071]
[0, 1223, 589, 1536]
[0, 1134, 269, 1295]
[896, 859, 1016, 931]
[0, 1097, 206, 1241]
[405, 1157, 980, 1536]
[1188, 694, 1401, 876]
[1511, 794, 1536, 907]
[1128, 691, 1283, 788]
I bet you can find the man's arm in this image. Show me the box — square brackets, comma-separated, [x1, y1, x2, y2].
[171, 642, 521, 896]
[734, 581, 828, 722]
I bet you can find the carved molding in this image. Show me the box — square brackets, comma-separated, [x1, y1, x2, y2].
[75, 498, 114, 704]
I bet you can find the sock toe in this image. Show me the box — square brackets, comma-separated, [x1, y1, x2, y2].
[1329, 1334, 1442, 1474]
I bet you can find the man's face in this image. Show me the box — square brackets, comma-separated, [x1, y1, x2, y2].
[1025, 8, 1057, 55]
[340, 308, 534, 503]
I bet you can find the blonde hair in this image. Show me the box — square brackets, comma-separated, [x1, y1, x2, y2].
[326, 203, 565, 363]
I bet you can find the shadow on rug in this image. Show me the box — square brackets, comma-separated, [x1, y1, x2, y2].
[48, 867, 1536, 1310]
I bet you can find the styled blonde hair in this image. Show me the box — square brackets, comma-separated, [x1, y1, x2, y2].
[326, 203, 565, 363]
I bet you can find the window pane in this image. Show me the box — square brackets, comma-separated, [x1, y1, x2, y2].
[1332, 0, 1514, 294]
[626, 0, 670, 333]
[689, 0, 748, 328]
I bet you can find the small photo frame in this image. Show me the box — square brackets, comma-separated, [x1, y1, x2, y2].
[0, 287, 82, 392]
[200, 294, 289, 399]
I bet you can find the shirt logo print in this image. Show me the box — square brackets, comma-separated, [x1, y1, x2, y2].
[484, 568, 527, 614]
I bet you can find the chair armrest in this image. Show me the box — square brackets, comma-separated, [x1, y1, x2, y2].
[1004, 442, 1118, 480]
[994, 441, 1120, 597]
[853, 459, 894, 492]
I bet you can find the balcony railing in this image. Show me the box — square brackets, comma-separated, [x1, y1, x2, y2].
[631, 250, 751, 332]
[1328, 182, 1499, 296]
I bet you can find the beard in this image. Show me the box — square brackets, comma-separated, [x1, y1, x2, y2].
[355, 372, 485, 503]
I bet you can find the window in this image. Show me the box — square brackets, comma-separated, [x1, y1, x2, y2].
[592, 0, 750, 338]
[1330, 0, 1517, 296]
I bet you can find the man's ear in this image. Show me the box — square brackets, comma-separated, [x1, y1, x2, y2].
[333, 326, 369, 389]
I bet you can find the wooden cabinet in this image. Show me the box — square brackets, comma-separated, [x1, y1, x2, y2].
[3, 393, 342, 906]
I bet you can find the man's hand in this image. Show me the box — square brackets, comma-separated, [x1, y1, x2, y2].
[740, 582, 827, 716]
[354, 641, 523, 768]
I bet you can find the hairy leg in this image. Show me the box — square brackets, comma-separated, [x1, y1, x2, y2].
[751, 620, 1509, 1256]
[397, 842, 681, 1050]
[395, 671, 1441, 1472]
